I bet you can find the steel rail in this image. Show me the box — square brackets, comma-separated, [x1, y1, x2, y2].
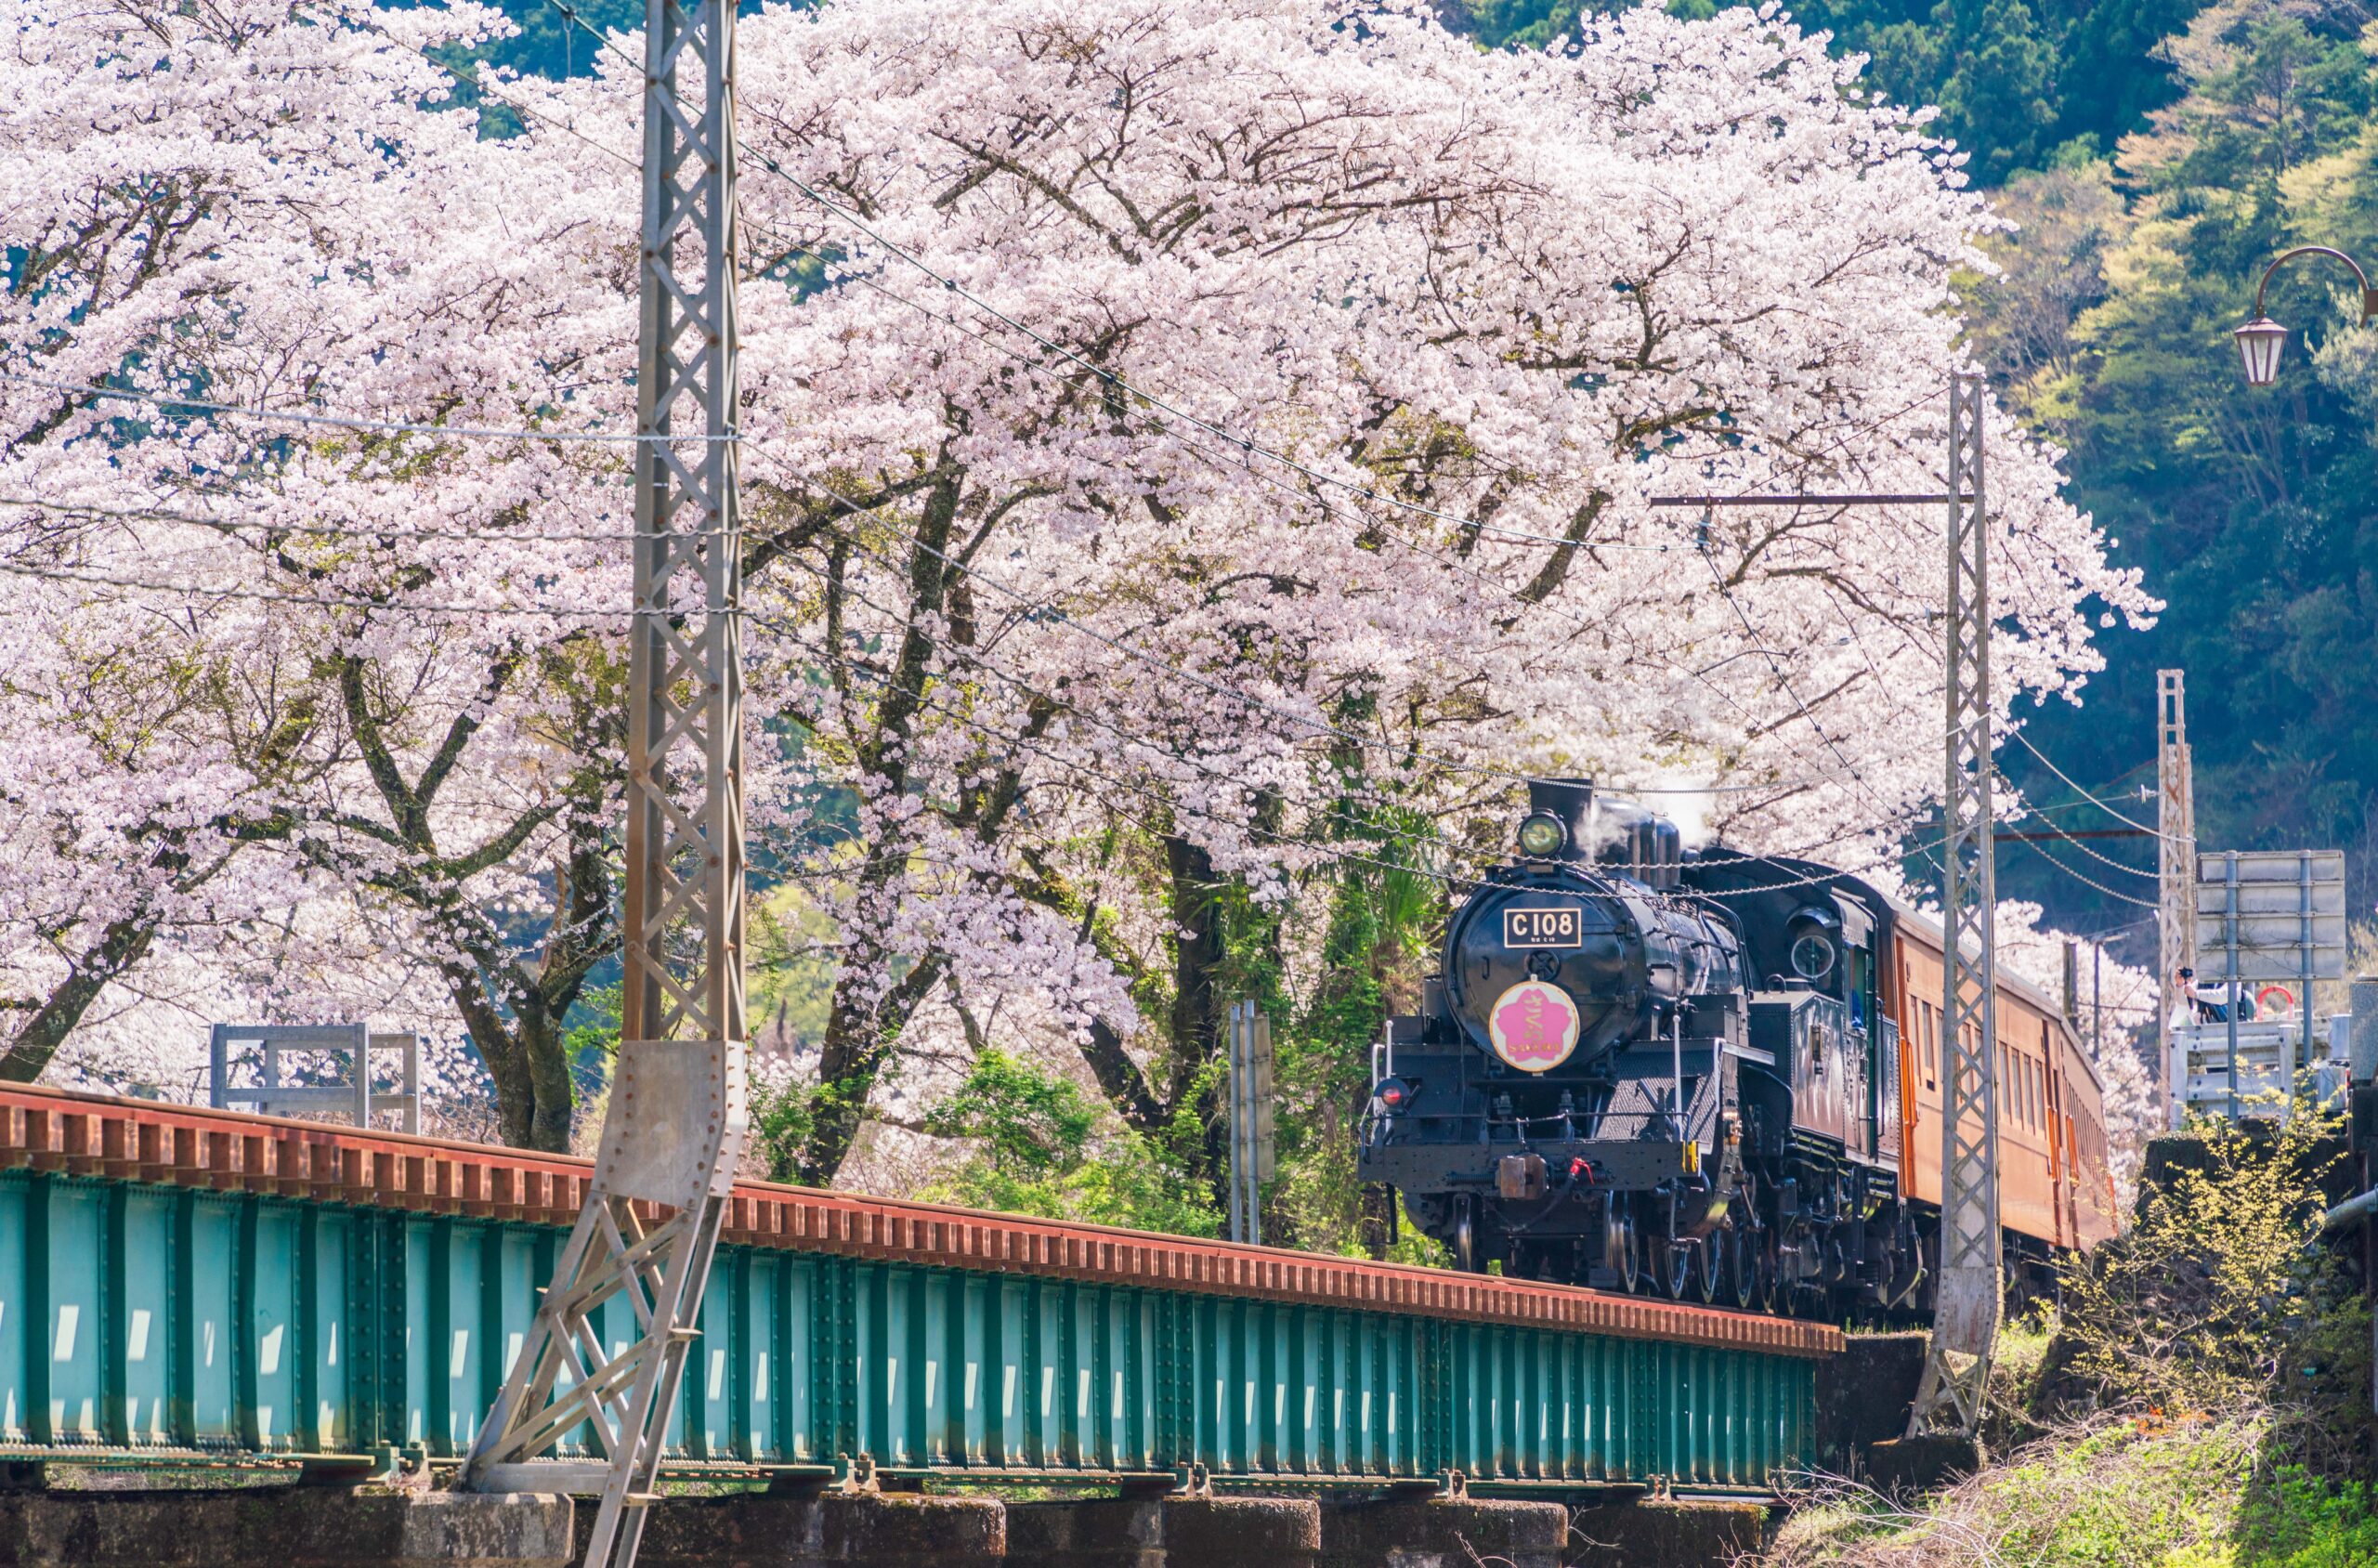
[0, 1082, 1837, 1358]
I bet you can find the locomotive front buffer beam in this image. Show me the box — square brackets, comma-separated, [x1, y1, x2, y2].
[1364, 1135, 1704, 1200]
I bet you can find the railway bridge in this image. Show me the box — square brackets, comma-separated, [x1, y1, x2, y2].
[0, 1083, 1852, 1567]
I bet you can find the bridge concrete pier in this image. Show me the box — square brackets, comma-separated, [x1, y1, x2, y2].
[1318, 1496, 1567, 1568]
[590, 1491, 1007, 1568]
[0, 1487, 571, 1568]
[1005, 1495, 1321, 1568]
[0, 1483, 1767, 1568]
[1568, 1499, 1775, 1568]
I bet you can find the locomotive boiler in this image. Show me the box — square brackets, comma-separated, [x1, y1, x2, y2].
[1357, 778, 2121, 1317]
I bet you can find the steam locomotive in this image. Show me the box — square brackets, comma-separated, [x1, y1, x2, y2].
[1357, 779, 2120, 1316]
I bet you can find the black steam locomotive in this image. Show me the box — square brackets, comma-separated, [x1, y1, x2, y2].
[1358, 778, 1925, 1315]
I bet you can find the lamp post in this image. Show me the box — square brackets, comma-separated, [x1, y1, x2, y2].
[2234, 246, 2378, 385]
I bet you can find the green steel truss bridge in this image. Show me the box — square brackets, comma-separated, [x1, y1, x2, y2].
[0, 1084, 1834, 1496]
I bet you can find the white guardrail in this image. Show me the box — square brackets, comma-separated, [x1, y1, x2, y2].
[2169, 1013, 2353, 1127]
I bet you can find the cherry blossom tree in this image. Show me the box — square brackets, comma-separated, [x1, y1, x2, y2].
[661, 0, 2151, 1182]
[1, 0, 640, 1145]
[1, 0, 2155, 1184]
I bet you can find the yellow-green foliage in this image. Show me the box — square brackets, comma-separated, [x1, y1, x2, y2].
[914, 1050, 1220, 1237]
[1772, 1416, 2378, 1567]
[1769, 1114, 2376, 1568]
[2056, 1112, 2350, 1418]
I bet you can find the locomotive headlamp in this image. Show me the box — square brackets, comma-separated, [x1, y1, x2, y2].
[1516, 811, 1568, 858]
[1785, 906, 1840, 983]
[1789, 931, 1836, 982]
[1376, 1076, 1414, 1112]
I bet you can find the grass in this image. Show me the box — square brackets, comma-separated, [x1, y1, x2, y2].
[1767, 1410, 2378, 1566]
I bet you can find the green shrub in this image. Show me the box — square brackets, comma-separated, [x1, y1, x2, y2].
[915, 1049, 1220, 1237]
[2052, 1112, 2354, 1425]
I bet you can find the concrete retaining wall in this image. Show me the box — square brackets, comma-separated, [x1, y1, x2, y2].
[0, 1490, 573, 1568]
[0, 1485, 1764, 1568]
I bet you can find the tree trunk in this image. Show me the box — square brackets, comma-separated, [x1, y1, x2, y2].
[0, 910, 160, 1082]
[1164, 834, 1230, 1209]
[526, 1010, 575, 1152]
[797, 955, 946, 1186]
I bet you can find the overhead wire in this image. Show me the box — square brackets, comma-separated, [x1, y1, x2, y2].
[1680, 446, 2170, 907]
[2007, 805, 2160, 880]
[0, 493, 669, 545]
[0, 371, 683, 446]
[2010, 729, 2170, 839]
[2008, 832, 2160, 908]
[0, 553, 632, 619]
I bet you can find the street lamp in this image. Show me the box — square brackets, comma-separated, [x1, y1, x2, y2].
[2235, 245, 2378, 386]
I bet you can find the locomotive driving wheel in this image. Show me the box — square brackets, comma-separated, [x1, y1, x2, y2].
[1691, 1235, 1719, 1303]
[1653, 1237, 1693, 1300]
[1453, 1196, 1482, 1273]
[1756, 1228, 1784, 1313]
[1725, 1225, 1757, 1309]
[1602, 1207, 1640, 1293]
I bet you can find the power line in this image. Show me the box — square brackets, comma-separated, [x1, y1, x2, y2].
[2008, 832, 2159, 908]
[0, 371, 690, 446]
[2009, 729, 2170, 840]
[0, 493, 699, 545]
[2006, 807, 2159, 879]
[0, 555, 631, 619]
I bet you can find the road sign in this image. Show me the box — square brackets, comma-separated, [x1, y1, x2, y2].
[2192, 849, 2345, 1123]
[2194, 851, 2346, 982]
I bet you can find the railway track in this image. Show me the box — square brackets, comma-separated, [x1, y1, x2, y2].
[0, 1082, 1834, 1495]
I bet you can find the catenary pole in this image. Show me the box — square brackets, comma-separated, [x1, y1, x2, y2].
[1652, 380, 2006, 1431]
[459, 0, 747, 1561]
[2155, 669, 2195, 1122]
[1906, 372, 2003, 1438]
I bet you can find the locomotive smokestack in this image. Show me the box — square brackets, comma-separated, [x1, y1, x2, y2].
[1523, 777, 1680, 888]
[1526, 777, 1596, 859]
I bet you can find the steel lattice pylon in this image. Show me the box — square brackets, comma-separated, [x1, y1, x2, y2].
[1908, 372, 2003, 1438]
[2155, 669, 2194, 1123]
[459, 0, 747, 1561]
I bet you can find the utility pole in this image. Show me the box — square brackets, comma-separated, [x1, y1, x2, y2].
[2157, 669, 2196, 1123]
[1228, 1000, 1274, 1244]
[1907, 372, 2003, 1439]
[459, 0, 746, 1562]
[1652, 380, 2006, 1434]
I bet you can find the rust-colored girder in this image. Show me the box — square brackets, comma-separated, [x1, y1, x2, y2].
[0, 1081, 1839, 1359]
